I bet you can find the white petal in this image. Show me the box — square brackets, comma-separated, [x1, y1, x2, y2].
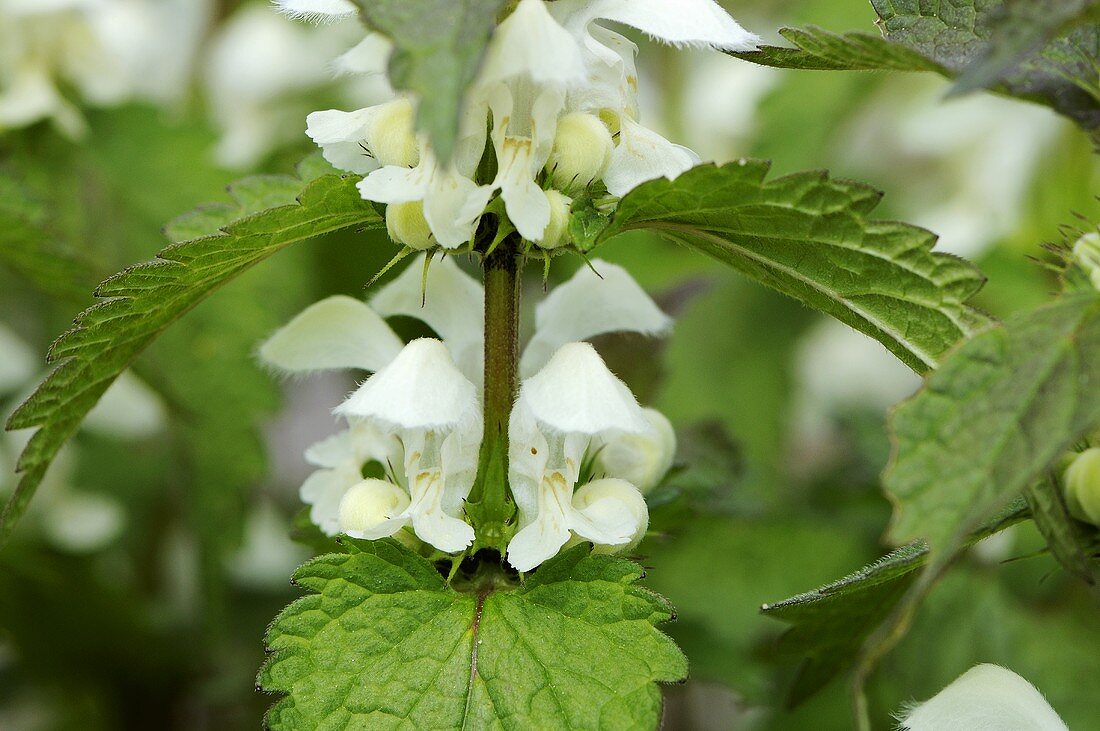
[900, 664, 1067, 731]
[507, 477, 572, 572]
[557, 0, 759, 51]
[336, 338, 481, 431]
[273, 0, 357, 22]
[333, 33, 393, 77]
[506, 399, 549, 522]
[303, 430, 354, 469]
[423, 170, 491, 248]
[339, 478, 411, 539]
[300, 465, 360, 536]
[83, 372, 167, 439]
[0, 323, 36, 395]
[227, 501, 310, 588]
[519, 342, 649, 436]
[405, 473, 475, 552]
[357, 162, 431, 204]
[479, 0, 585, 87]
[570, 477, 648, 549]
[370, 255, 485, 377]
[259, 296, 405, 374]
[603, 117, 699, 197]
[594, 408, 675, 494]
[520, 260, 671, 375]
[306, 108, 380, 174]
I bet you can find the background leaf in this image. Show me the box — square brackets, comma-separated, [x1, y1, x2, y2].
[1, 173, 381, 545]
[884, 292, 1100, 563]
[261, 542, 686, 730]
[600, 161, 988, 374]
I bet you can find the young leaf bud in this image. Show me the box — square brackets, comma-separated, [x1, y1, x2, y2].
[545, 112, 613, 192]
[595, 408, 676, 494]
[338, 479, 410, 534]
[1072, 232, 1100, 292]
[571, 478, 649, 554]
[386, 201, 434, 250]
[537, 189, 572, 249]
[1063, 447, 1100, 526]
[368, 98, 420, 168]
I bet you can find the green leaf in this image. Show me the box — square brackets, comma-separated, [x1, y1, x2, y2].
[884, 293, 1100, 563]
[260, 542, 686, 730]
[732, 1, 1100, 137]
[1, 172, 382, 546]
[599, 161, 988, 374]
[762, 502, 1028, 705]
[351, 0, 506, 161]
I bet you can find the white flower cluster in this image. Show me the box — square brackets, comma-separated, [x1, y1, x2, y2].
[0, 0, 208, 136]
[283, 0, 758, 250]
[260, 257, 676, 570]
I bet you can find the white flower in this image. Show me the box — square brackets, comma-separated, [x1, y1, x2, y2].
[506, 342, 652, 571]
[593, 407, 676, 494]
[298, 0, 756, 245]
[226, 500, 310, 589]
[261, 255, 674, 553]
[336, 339, 482, 552]
[1063, 447, 1100, 526]
[272, 0, 357, 23]
[0, 0, 209, 136]
[899, 664, 1067, 731]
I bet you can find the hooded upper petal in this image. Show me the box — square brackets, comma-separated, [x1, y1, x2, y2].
[899, 664, 1067, 731]
[520, 260, 672, 375]
[336, 338, 480, 432]
[272, 0, 357, 22]
[551, 0, 759, 51]
[306, 108, 382, 174]
[479, 0, 586, 87]
[259, 295, 405, 374]
[519, 342, 649, 436]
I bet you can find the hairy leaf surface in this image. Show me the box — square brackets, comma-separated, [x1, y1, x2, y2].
[2, 173, 381, 544]
[351, 0, 506, 161]
[600, 162, 988, 374]
[261, 542, 686, 730]
[884, 293, 1100, 561]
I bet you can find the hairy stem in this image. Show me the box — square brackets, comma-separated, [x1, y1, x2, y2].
[469, 237, 521, 551]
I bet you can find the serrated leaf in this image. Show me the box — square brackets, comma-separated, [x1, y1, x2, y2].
[885, 293, 1100, 564]
[1, 173, 382, 545]
[260, 542, 686, 730]
[762, 502, 1028, 705]
[732, 1, 1100, 137]
[599, 161, 988, 374]
[351, 0, 506, 162]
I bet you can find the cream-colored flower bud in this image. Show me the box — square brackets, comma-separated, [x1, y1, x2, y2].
[1063, 447, 1100, 525]
[1072, 232, 1100, 291]
[595, 407, 676, 494]
[369, 98, 420, 168]
[545, 112, 613, 191]
[571, 478, 649, 554]
[386, 201, 434, 250]
[338, 479, 411, 535]
[537, 189, 572, 249]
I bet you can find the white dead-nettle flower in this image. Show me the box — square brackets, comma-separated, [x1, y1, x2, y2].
[1063, 447, 1100, 526]
[898, 664, 1067, 731]
[507, 342, 653, 571]
[299, 0, 757, 247]
[0, 0, 210, 136]
[260, 255, 676, 554]
[1, 323, 166, 552]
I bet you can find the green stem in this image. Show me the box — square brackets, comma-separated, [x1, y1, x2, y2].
[468, 238, 521, 552]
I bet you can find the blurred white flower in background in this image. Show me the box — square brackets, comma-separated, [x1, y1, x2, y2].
[899, 664, 1067, 731]
[205, 2, 391, 168]
[226, 499, 310, 590]
[0, 0, 211, 136]
[845, 80, 1062, 258]
[0, 322, 166, 552]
